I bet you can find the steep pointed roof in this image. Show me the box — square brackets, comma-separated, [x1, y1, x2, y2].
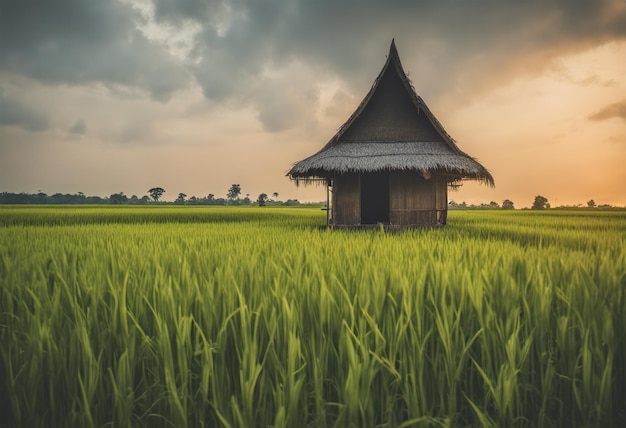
[288, 40, 494, 186]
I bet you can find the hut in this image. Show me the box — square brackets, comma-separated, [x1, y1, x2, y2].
[287, 40, 494, 228]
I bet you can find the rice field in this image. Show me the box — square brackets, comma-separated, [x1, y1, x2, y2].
[1, 206, 625, 427]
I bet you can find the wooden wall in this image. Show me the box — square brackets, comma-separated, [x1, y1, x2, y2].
[435, 175, 448, 225]
[332, 171, 448, 227]
[389, 171, 447, 226]
[332, 173, 360, 226]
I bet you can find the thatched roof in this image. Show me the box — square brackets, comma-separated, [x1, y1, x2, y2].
[287, 40, 494, 186]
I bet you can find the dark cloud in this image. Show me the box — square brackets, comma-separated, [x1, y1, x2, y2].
[0, 89, 48, 131]
[0, 0, 189, 101]
[68, 118, 87, 135]
[153, 0, 228, 27]
[2, 0, 625, 132]
[152, 0, 626, 130]
[589, 99, 626, 122]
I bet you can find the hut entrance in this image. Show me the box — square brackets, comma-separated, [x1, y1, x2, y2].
[360, 171, 390, 224]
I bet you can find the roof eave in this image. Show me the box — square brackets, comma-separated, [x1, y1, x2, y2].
[287, 166, 494, 187]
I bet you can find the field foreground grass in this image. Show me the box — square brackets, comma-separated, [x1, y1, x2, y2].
[1, 206, 625, 427]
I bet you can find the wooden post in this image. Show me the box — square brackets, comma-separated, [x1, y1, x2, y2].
[326, 179, 331, 226]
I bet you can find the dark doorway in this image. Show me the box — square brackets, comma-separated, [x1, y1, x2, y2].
[360, 171, 390, 224]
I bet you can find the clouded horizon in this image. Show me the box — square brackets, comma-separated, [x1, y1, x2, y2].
[1, 0, 625, 208]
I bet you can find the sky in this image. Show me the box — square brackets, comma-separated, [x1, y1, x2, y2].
[1, 0, 625, 208]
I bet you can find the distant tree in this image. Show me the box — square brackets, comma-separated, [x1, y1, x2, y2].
[489, 201, 500, 209]
[532, 195, 550, 210]
[148, 187, 165, 202]
[257, 193, 268, 206]
[272, 192, 279, 200]
[0, 191, 107, 204]
[502, 199, 515, 209]
[0, 192, 29, 204]
[110, 192, 128, 204]
[448, 200, 469, 209]
[35, 192, 48, 204]
[51, 193, 81, 204]
[175, 193, 187, 204]
[587, 199, 596, 208]
[227, 184, 241, 203]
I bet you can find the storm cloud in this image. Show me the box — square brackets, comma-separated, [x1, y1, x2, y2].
[1, 0, 625, 131]
[0, 0, 189, 101]
[151, 0, 626, 130]
[0, 0, 626, 130]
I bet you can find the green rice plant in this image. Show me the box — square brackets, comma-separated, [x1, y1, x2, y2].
[0, 206, 624, 427]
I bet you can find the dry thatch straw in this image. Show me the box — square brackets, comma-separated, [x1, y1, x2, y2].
[287, 39, 494, 187]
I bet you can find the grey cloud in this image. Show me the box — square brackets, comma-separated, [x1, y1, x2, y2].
[589, 99, 626, 122]
[0, 89, 48, 131]
[171, 0, 625, 77]
[0, 0, 189, 101]
[156, 0, 626, 130]
[153, 0, 229, 27]
[254, 81, 319, 133]
[68, 118, 86, 135]
[2, 0, 624, 133]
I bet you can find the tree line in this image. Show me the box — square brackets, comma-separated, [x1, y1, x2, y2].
[449, 196, 617, 210]
[0, 184, 305, 206]
[449, 200, 515, 210]
[528, 195, 615, 209]
[145, 185, 304, 206]
[1, 190, 616, 208]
